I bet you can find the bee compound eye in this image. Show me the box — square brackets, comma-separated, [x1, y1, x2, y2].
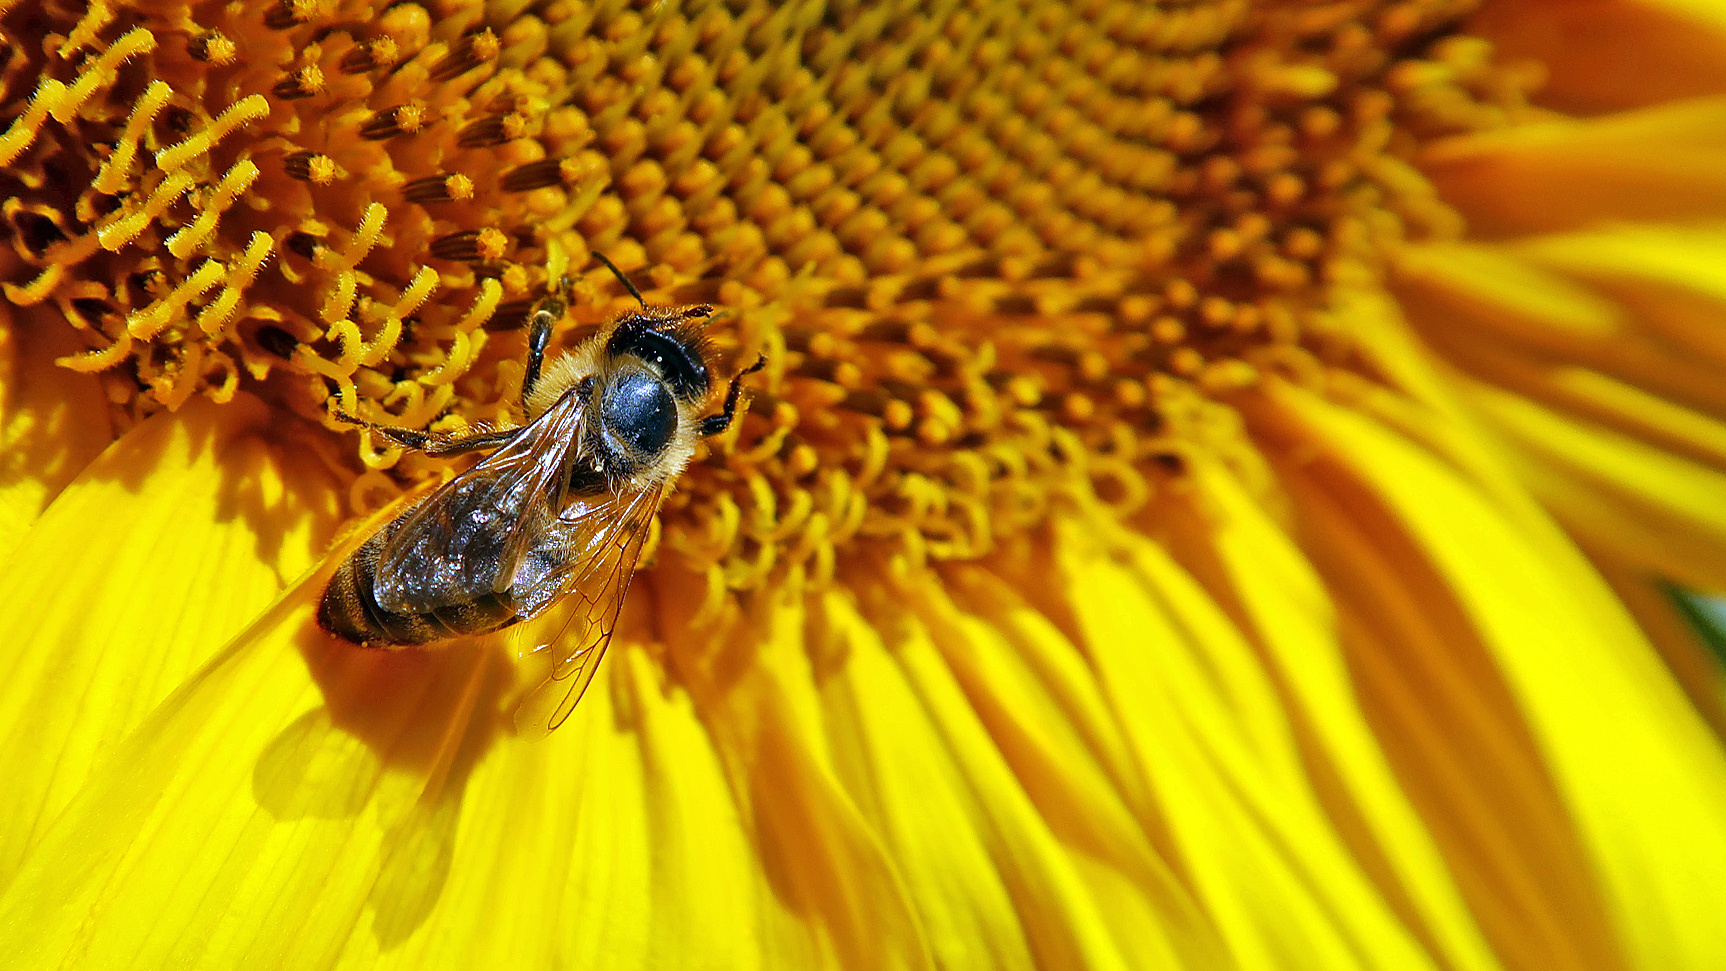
[603, 373, 677, 456]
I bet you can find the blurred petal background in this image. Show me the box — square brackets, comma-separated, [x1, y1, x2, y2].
[2, 0, 1725, 968]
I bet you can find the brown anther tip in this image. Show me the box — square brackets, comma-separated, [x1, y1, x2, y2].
[476, 228, 508, 261]
[404, 173, 473, 203]
[472, 29, 501, 61]
[1207, 229, 1242, 261]
[805, 332, 841, 357]
[341, 37, 399, 74]
[1077, 350, 1110, 383]
[359, 104, 426, 141]
[284, 152, 336, 183]
[190, 31, 237, 65]
[430, 29, 500, 81]
[457, 114, 519, 149]
[273, 65, 325, 100]
[1114, 379, 1148, 409]
[397, 103, 426, 132]
[1232, 305, 1261, 333]
[1200, 296, 1234, 328]
[1006, 375, 1041, 407]
[284, 231, 324, 262]
[501, 159, 565, 193]
[831, 361, 863, 388]
[429, 229, 486, 262]
[906, 322, 940, 349]
[264, 0, 308, 29]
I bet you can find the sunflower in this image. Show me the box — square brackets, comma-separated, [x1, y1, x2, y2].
[3, 0, 1726, 967]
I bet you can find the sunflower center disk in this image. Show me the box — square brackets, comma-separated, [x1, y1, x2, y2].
[0, 0, 1528, 588]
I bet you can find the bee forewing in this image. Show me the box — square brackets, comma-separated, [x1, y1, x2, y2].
[509, 483, 667, 735]
[372, 392, 587, 615]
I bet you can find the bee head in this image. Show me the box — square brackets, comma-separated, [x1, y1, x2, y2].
[603, 306, 715, 404]
[589, 306, 717, 466]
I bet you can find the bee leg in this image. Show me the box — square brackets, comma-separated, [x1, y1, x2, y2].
[520, 275, 575, 406]
[698, 354, 767, 437]
[333, 411, 520, 456]
[520, 305, 556, 405]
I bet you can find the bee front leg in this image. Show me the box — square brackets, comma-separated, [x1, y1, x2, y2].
[333, 411, 520, 456]
[521, 275, 573, 406]
[698, 354, 767, 437]
[520, 303, 556, 406]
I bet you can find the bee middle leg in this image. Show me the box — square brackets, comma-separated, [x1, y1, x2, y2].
[333, 412, 519, 456]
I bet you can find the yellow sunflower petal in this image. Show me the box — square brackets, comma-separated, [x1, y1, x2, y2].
[1473, 0, 1726, 113]
[1465, 380, 1726, 593]
[816, 587, 1092, 971]
[1052, 517, 1444, 971]
[0, 556, 777, 971]
[0, 606, 472, 967]
[1395, 241, 1726, 433]
[1170, 459, 1503, 971]
[0, 394, 338, 879]
[1421, 97, 1726, 236]
[665, 583, 936, 971]
[0, 317, 112, 561]
[354, 645, 767, 969]
[1395, 230, 1726, 590]
[1515, 225, 1726, 374]
[1589, 556, 1726, 741]
[1270, 381, 1726, 969]
[928, 564, 1237, 968]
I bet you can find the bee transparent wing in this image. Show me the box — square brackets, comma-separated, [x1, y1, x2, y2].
[513, 482, 667, 735]
[372, 392, 588, 616]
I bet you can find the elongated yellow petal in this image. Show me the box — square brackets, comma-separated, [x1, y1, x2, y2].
[0, 394, 338, 880]
[1422, 97, 1726, 236]
[1396, 242, 1726, 431]
[929, 564, 1236, 968]
[357, 645, 768, 970]
[1514, 225, 1726, 377]
[0, 580, 777, 968]
[1270, 381, 1726, 970]
[1396, 230, 1726, 591]
[1473, 0, 1726, 113]
[660, 579, 936, 971]
[817, 588, 1100, 971]
[1589, 556, 1726, 741]
[1052, 516, 1445, 971]
[1467, 380, 1726, 592]
[1171, 458, 1504, 971]
[0, 316, 112, 561]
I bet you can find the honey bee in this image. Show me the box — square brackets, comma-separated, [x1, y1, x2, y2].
[319, 254, 763, 730]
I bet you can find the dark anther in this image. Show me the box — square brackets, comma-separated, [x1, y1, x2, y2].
[500, 159, 565, 193]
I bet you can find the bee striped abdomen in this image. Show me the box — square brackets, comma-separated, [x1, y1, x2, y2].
[318, 528, 520, 646]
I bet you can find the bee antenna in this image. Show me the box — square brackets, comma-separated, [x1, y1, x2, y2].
[590, 251, 647, 309]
